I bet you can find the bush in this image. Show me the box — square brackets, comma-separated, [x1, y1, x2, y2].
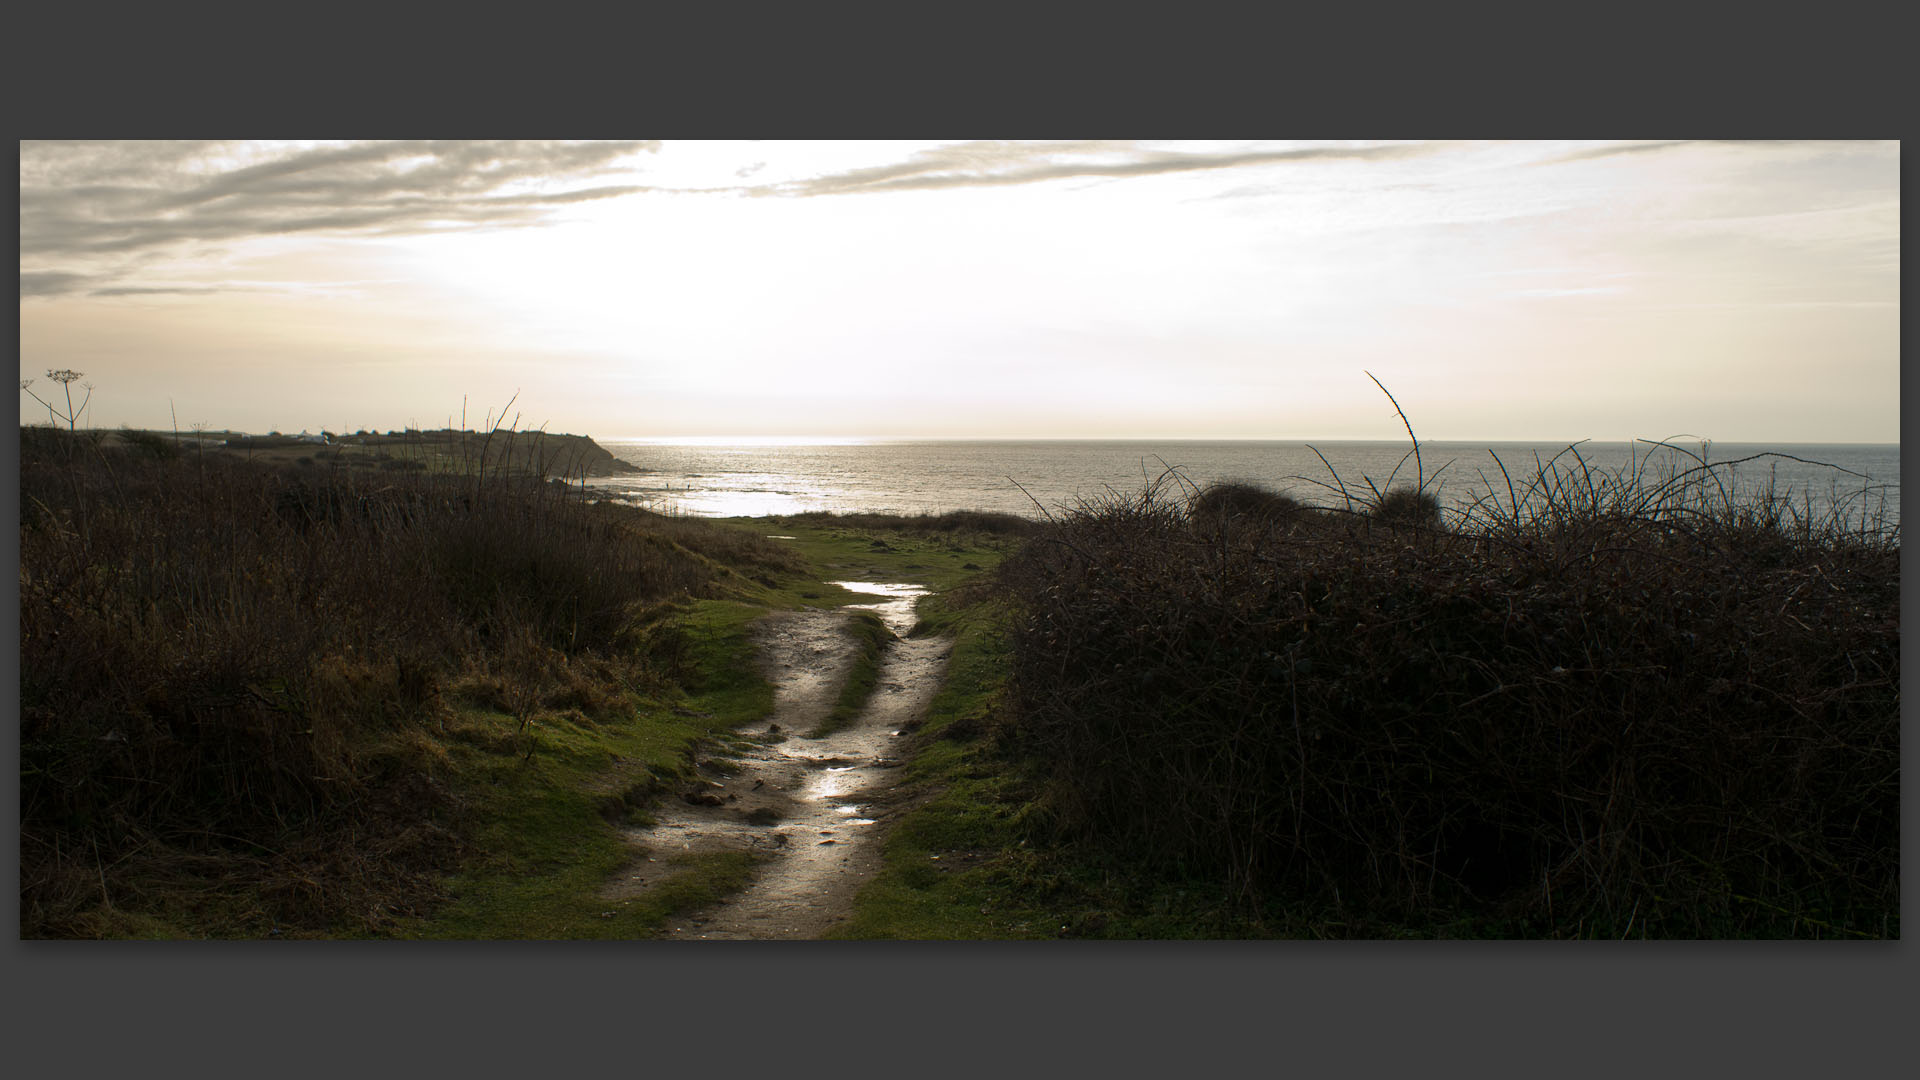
[119, 428, 182, 461]
[1369, 486, 1442, 528]
[1188, 481, 1313, 531]
[18, 438, 805, 936]
[995, 454, 1899, 937]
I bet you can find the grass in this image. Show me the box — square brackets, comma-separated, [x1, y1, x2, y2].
[387, 602, 782, 939]
[16, 421, 1001, 938]
[24, 408, 1895, 940]
[400, 517, 1018, 938]
[824, 595, 1045, 939]
[18, 420, 1024, 938]
[808, 611, 894, 738]
[394, 519, 1021, 939]
[825, 589, 1288, 940]
[750, 509, 1028, 601]
[979, 437, 1898, 938]
[828, 403, 1898, 939]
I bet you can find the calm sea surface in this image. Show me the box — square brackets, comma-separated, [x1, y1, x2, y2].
[585, 439, 1901, 528]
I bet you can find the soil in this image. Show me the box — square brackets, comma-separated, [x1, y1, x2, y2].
[602, 583, 948, 939]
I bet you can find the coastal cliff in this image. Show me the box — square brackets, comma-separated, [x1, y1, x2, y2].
[196, 427, 645, 478]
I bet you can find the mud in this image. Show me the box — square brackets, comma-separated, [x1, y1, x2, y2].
[604, 583, 948, 939]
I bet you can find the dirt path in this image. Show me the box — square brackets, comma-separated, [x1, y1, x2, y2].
[603, 583, 948, 939]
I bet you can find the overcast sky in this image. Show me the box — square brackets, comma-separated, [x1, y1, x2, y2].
[18, 139, 1900, 442]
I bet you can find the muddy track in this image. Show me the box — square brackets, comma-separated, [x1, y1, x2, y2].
[604, 583, 948, 939]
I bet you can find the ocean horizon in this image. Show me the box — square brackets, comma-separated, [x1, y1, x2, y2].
[583, 438, 1902, 527]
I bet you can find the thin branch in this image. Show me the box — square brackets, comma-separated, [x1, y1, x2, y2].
[1365, 371, 1423, 494]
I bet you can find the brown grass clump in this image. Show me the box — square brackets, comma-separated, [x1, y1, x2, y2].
[18, 427, 803, 937]
[995, 444, 1899, 938]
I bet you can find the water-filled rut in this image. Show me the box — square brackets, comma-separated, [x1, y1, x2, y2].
[604, 583, 947, 939]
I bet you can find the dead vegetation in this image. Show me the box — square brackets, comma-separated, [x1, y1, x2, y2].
[994, 432, 1899, 937]
[18, 424, 802, 937]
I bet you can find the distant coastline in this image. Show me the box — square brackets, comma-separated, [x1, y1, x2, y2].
[82, 426, 646, 479]
[586, 437, 1902, 524]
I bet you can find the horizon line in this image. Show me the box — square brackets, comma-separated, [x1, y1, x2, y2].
[600, 433, 1902, 447]
[19, 423, 1899, 448]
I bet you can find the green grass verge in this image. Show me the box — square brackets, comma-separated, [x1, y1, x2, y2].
[807, 611, 893, 738]
[384, 704, 740, 938]
[390, 595, 783, 939]
[745, 514, 1019, 603]
[393, 521, 1012, 939]
[825, 596, 1044, 939]
[827, 593, 1317, 940]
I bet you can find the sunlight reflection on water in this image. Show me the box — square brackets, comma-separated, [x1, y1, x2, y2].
[585, 439, 1900, 526]
[829, 581, 930, 636]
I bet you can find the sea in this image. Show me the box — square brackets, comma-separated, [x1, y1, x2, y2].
[582, 439, 1901, 530]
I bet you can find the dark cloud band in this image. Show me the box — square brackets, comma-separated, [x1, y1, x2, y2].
[740, 140, 1441, 198]
[20, 140, 659, 296]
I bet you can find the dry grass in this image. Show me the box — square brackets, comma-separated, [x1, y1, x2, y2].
[994, 446, 1899, 937]
[18, 425, 803, 937]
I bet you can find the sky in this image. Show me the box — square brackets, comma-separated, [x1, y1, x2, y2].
[17, 139, 1901, 443]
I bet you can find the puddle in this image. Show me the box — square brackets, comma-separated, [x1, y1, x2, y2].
[608, 584, 951, 939]
[828, 580, 930, 637]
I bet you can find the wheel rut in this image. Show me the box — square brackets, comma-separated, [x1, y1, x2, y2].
[604, 583, 947, 939]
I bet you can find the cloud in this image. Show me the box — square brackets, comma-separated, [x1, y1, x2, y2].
[20, 271, 97, 297]
[20, 140, 659, 295]
[743, 140, 1442, 198]
[1536, 139, 1890, 166]
[88, 285, 244, 297]
[1538, 140, 1697, 164]
[1513, 286, 1626, 298]
[19, 140, 1446, 296]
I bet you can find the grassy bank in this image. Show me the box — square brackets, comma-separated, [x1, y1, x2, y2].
[21, 420, 1895, 939]
[16, 425, 1020, 938]
[395, 511, 1025, 938]
[838, 441, 1898, 939]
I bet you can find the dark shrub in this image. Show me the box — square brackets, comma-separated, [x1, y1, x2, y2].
[1190, 481, 1307, 527]
[18, 437, 806, 936]
[119, 428, 182, 460]
[997, 465, 1898, 938]
[1370, 486, 1442, 528]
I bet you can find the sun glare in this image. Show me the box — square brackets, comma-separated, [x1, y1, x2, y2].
[613, 435, 876, 446]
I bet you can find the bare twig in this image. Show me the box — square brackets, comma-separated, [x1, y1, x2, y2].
[1365, 371, 1422, 494]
